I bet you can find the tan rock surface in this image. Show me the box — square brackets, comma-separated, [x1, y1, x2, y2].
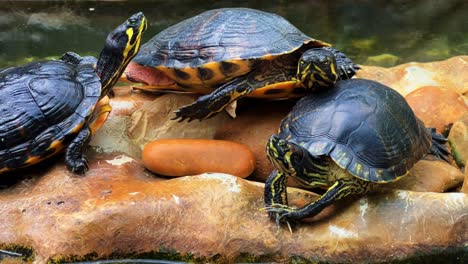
[214, 100, 297, 185]
[0, 155, 466, 263]
[90, 88, 154, 158]
[128, 94, 230, 149]
[356, 56, 468, 96]
[405, 86, 468, 133]
[384, 160, 464, 192]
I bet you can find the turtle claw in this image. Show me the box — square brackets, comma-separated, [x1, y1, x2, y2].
[68, 156, 89, 175]
[264, 203, 298, 225]
[172, 98, 217, 122]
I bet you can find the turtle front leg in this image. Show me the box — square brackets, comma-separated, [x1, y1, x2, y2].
[270, 178, 371, 223]
[173, 57, 299, 122]
[65, 127, 91, 174]
[264, 169, 289, 223]
[172, 76, 253, 122]
[65, 97, 111, 174]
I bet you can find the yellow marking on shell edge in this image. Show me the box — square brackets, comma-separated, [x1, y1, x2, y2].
[89, 98, 112, 135]
[355, 163, 362, 175]
[48, 140, 64, 151]
[25, 155, 42, 165]
[71, 122, 85, 134]
[0, 167, 11, 174]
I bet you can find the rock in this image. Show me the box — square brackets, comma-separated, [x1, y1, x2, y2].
[0, 158, 466, 263]
[142, 139, 256, 178]
[365, 53, 400, 67]
[214, 99, 300, 186]
[462, 165, 468, 194]
[448, 114, 468, 167]
[356, 56, 468, 96]
[128, 94, 230, 149]
[89, 88, 155, 158]
[384, 160, 464, 192]
[405, 86, 468, 133]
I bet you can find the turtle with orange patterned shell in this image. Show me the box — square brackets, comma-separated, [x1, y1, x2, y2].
[124, 8, 359, 121]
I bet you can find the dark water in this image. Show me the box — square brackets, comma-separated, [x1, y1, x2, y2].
[1, 0, 467, 68]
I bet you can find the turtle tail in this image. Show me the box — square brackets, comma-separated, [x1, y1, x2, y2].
[323, 47, 360, 80]
[428, 127, 452, 163]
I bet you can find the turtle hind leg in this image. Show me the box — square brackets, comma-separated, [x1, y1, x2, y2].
[322, 47, 360, 79]
[65, 127, 91, 174]
[427, 127, 452, 163]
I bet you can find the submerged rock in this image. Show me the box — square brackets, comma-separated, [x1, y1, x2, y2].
[365, 53, 400, 67]
[0, 157, 466, 263]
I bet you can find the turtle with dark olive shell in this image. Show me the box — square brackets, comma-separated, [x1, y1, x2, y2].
[124, 8, 359, 121]
[0, 12, 147, 174]
[264, 78, 451, 224]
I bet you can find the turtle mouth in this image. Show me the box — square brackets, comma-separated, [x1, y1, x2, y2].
[266, 135, 296, 174]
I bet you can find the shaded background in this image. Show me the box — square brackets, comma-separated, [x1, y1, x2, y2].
[0, 0, 467, 67]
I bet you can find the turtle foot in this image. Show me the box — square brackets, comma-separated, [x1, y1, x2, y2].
[66, 155, 89, 175]
[172, 94, 222, 122]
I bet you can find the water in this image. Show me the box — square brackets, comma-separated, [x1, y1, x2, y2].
[1, 0, 467, 68]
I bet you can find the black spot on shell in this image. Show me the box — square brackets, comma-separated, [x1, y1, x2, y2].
[220, 61, 240, 76]
[197, 67, 214, 81]
[173, 68, 191, 80]
[264, 88, 285, 95]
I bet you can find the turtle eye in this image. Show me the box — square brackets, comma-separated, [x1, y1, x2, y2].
[128, 18, 137, 25]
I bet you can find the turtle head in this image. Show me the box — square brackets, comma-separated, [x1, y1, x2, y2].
[297, 48, 339, 91]
[266, 135, 304, 175]
[96, 12, 147, 96]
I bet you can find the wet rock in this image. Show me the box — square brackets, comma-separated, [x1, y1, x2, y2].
[365, 53, 400, 67]
[128, 93, 230, 149]
[142, 139, 256, 178]
[448, 114, 468, 167]
[405, 86, 468, 133]
[384, 160, 464, 192]
[0, 158, 466, 263]
[356, 56, 468, 96]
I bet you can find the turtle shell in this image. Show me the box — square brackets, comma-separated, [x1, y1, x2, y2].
[279, 78, 431, 183]
[0, 56, 100, 173]
[133, 8, 330, 86]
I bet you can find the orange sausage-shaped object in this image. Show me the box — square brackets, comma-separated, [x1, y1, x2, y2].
[142, 139, 256, 178]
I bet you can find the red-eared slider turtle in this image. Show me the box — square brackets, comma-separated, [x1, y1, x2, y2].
[0, 12, 147, 174]
[264, 78, 451, 224]
[124, 8, 359, 121]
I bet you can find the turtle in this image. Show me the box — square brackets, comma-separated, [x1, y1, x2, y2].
[123, 7, 360, 121]
[264, 78, 451, 225]
[0, 12, 147, 175]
